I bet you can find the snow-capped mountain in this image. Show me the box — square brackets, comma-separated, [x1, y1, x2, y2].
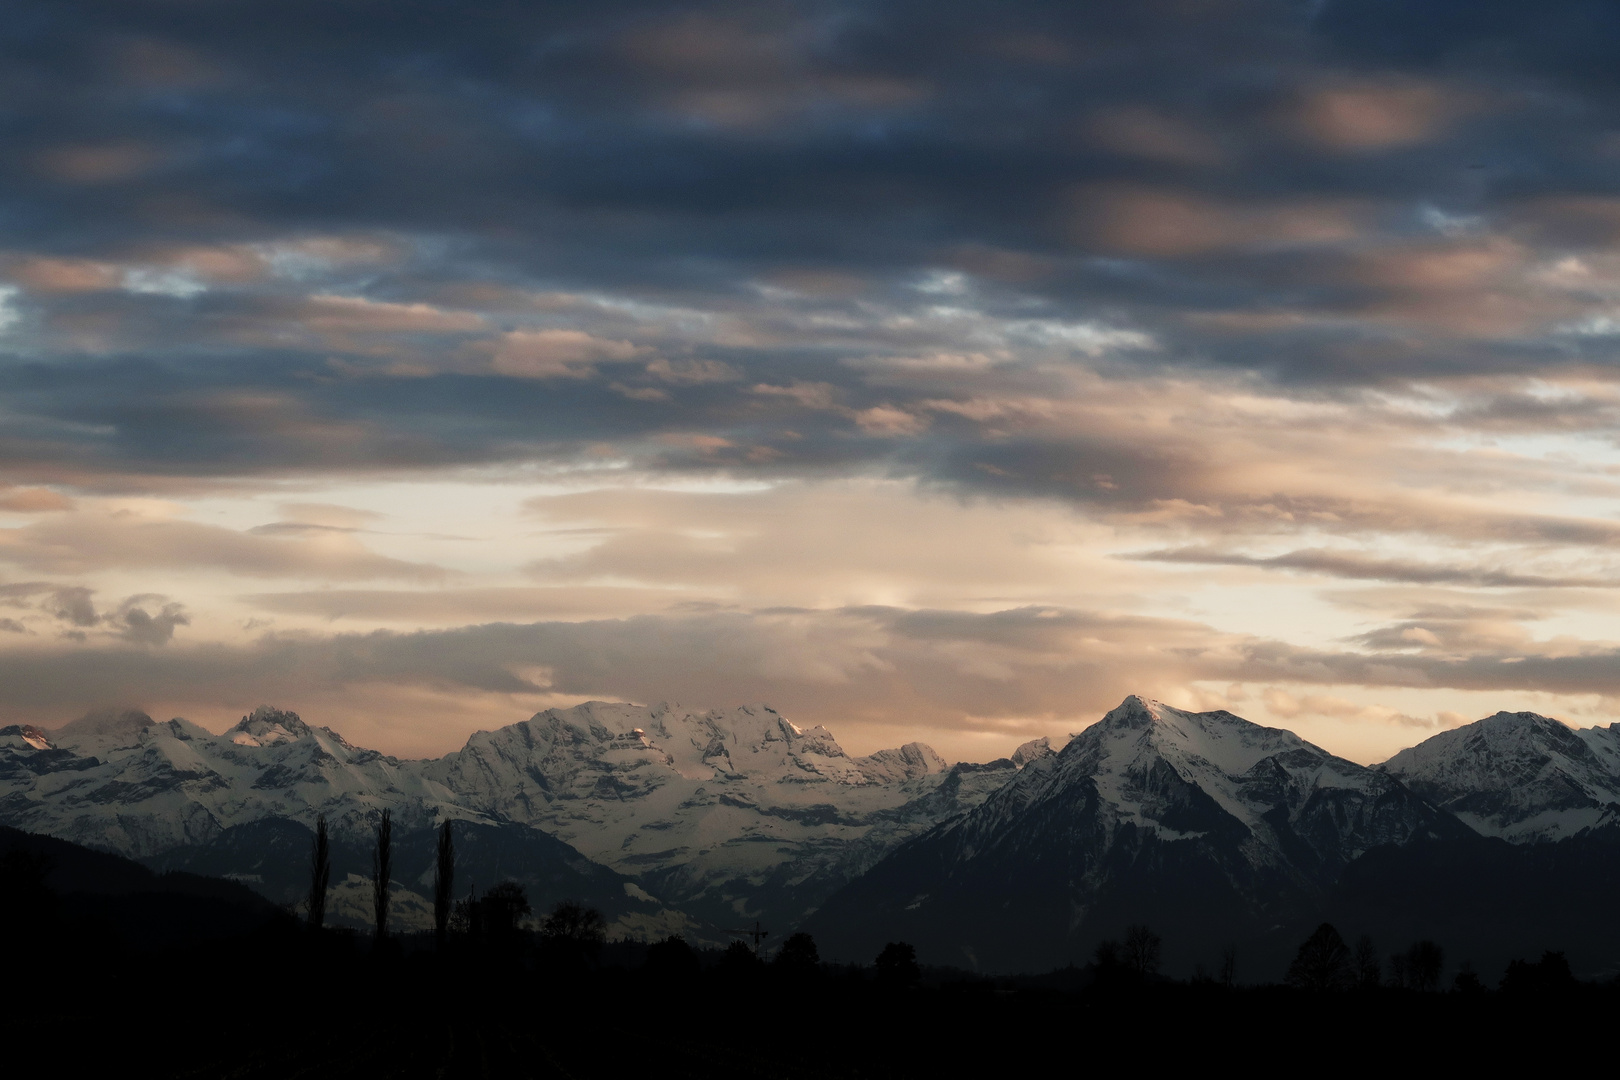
[1381, 711, 1620, 842]
[805, 696, 1463, 971]
[0, 700, 1040, 934]
[3, 706, 465, 856]
[0, 705, 701, 936]
[422, 701, 1042, 928]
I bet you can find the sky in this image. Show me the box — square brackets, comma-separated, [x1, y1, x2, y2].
[6, 0, 1620, 764]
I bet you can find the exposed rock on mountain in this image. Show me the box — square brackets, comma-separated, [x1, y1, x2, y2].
[1382, 711, 1620, 841]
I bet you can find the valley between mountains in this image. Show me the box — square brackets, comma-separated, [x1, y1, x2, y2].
[7, 695, 1620, 977]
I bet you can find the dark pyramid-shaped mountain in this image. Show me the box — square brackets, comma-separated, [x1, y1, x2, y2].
[805, 696, 1465, 974]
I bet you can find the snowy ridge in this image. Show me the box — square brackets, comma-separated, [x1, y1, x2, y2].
[0, 699, 1030, 932]
[0, 706, 471, 857]
[420, 701, 1016, 926]
[1382, 711, 1620, 841]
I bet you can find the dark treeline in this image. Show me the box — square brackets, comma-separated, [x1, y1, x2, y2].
[4, 825, 1616, 1076]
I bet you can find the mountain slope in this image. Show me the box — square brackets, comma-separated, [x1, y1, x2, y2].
[805, 696, 1463, 972]
[0, 824, 281, 950]
[1381, 711, 1620, 841]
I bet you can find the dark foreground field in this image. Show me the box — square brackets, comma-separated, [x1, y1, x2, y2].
[3, 824, 1607, 1077]
[9, 923, 1611, 1079]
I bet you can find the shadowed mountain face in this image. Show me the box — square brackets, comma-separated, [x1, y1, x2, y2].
[0, 824, 279, 951]
[1383, 712, 1620, 841]
[805, 696, 1466, 973]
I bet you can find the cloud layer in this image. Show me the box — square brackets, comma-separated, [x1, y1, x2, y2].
[6, 2, 1620, 759]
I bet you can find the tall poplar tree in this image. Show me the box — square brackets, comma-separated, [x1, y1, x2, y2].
[307, 814, 331, 930]
[371, 809, 392, 940]
[433, 819, 454, 949]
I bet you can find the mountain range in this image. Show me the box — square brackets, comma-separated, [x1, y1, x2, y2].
[7, 694, 1620, 975]
[0, 700, 1041, 939]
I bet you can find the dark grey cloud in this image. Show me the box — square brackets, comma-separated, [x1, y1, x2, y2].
[1, 602, 1615, 740]
[4, 0, 1620, 505]
[0, 582, 100, 625]
[1132, 546, 1620, 588]
[110, 595, 189, 646]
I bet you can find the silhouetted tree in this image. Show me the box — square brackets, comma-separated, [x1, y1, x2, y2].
[306, 814, 331, 930]
[433, 820, 454, 949]
[1501, 951, 1577, 994]
[1453, 961, 1485, 993]
[1091, 938, 1125, 987]
[718, 939, 762, 980]
[875, 942, 920, 986]
[541, 900, 605, 954]
[371, 809, 391, 940]
[644, 935, 701, 981]
[451, 885, 477, 938]
[1352, 935, 1381, 990]
[480, 882, 531, 940]
[1388, 950, 1408, 989]
[1287, 923, 1350, 991]
[1123, 924, 1162, 979]
[1403, 940, 1444, 992]
[1218, 943, 1237, 990]
[775, 931, 820, 976]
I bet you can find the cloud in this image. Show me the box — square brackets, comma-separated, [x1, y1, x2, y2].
[7, 0, 1620, 759]
[110, 596, 190, 646]
[0, 600, 1617, 759]
[0, 508, 446, 581]
[0, 487, 74, 512]
[487, 329, 641, 379]
[1132, 547, 1618, 589]
[1286, 78, 1474, 152]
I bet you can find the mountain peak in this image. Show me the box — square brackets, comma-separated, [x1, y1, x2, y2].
[53, 707, 155, 752]
[1010, 737, 1054, 768]
[1382, 708, 1620, 841]
[1099, 694, 1162, 728]
[228, 706, 311, 746]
